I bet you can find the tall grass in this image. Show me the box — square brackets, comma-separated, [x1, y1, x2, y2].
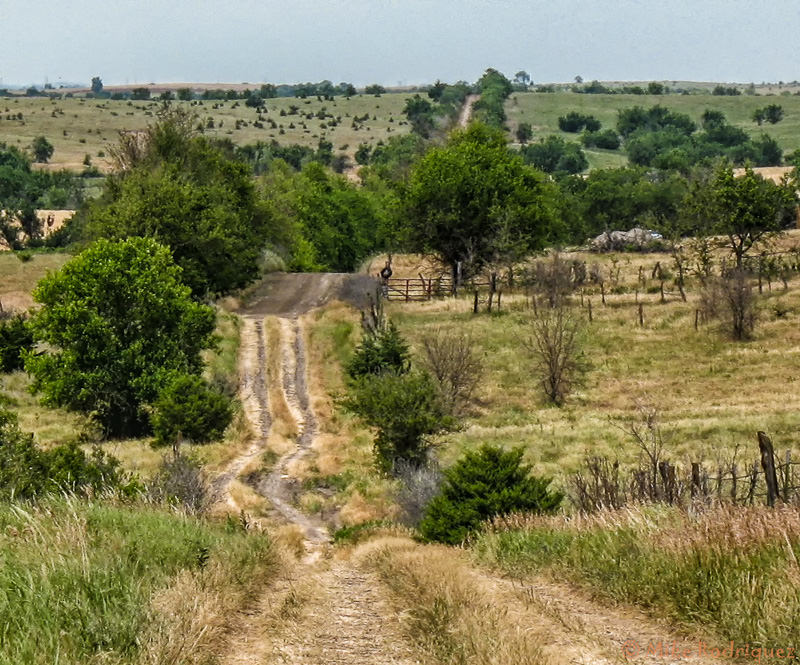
[473, 504, 800, 648]
[0, 497, 280, 664]
[359, 537, 545, 665]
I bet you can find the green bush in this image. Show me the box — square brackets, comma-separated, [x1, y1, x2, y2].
[346, 320, 411, 381]
[0, 406, 136, 500]
[0, 314, 34, 372]
[341, 370, 455, 472]
[419, 445, 563, 545]
[150, 374, 232, 447]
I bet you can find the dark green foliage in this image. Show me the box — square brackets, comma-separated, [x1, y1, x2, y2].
[0, 406, 135, 500]
[558, 112, 600, 133]
[31, 136, 54, 163]
[580, 129, 620, 150]
[150, 374, 232, 447]
[472, 68, 513, 128]
[25, 237, 216, 437]
[405, 123, 563, 277]
[236, 139, 316, 173]
[365, 84, 386, 96]
[90, 77, 103, 95]
[342, 371, 455, 472]
[515, 122, 533, 144]
[403, 94, 435, 137]
[419, 445, 563, 545]
[83, 109, 272, 298]
[617, 105, 696, 137]
[522, 135, 588, 174]
[712, 85, 741, 96]
[346, 320, 411, 381]
[0, 314, 34, 372]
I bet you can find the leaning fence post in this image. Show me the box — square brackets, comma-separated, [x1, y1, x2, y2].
[784, 450, 792, 503]
[758, 431, 780, 507]
[638, 303, 644, 327]
[587, 299, 592, 323]
[731, 464, 738, 503]
[473, 290, 479, 315]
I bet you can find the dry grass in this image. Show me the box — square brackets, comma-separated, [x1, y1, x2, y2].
[383, 241, 800, 485]
[0, 251, 71, 311]
[357, 536, 546, 665]
[0, 94, 411, 173]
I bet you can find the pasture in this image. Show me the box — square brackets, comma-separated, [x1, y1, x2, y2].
[506, 91, 800, 169]
[0, 93, 412, 172]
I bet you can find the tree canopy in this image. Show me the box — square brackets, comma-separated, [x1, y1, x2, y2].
[81, 108, 273, 297]
[404, 124, 563, 276]
[25, 237, 217, 437]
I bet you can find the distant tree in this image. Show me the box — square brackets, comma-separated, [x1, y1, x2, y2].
[31, 136, 54, 163]
[25, 237, 217, 437]
[0, 314, 34, 372]
[574, 75, 583, 84]
[91, 76, 103, 95]
[514, 70, 531, 86]
[177, 88, 193, 101]
[647, 81, 665, 95]
[405, 123, 563, 280]
[515, 121, 533, 144]
[365, 84, 386, 96]
[427, 80, 447, 101]
[688, 164, 797, 267]
[338, 82, 357, 97]
[83, 108, 272, 297]
[354, 143, 372, 166]
[764, 104, 784, 124]
[131, 87, 151, 100]
[522, 135, 588, 174]
[752, 108, 766, 126]
[160, 90, 174, 101]
[701, 109, 727, 130]
[403, 94, 435, 137]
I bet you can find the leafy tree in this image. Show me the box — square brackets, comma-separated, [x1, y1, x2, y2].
[472, 68, 513, 128]
[354, 143, 372, 166]
[515, 122, 533, 144]
[91, 77, 103, 95]
[31, 136, 54, 163]
[419, 444, 563, 544]
[82, 108, 272, 297]
[25, 237, 217, 437]
[647, 81, 665, 95]
[131, 87, 151, 100]
[150, 374, 232, 447]
[688, 164, 797, 267]
[0, 314, 34, 372]
[403, 94, 435, 137]
[342, 370, 455, 472]
[580, 129, 620, 150]
[427, 80, 447, 101]
[701, 109, 727, 130]
[404, 124, 562, 280]
[514, 70, 531, 86]
[558, 112, 600, 133]
[365, 84, 386, 96]
[763, 104, 784, 124]
[522, 135, 588, 174]
[177, 88, 193, 101]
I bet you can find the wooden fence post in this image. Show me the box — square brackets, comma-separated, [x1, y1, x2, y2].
[497, 290, 502, 311]
[405, 279, 410, 302]
[758, 431, 780, 507]
[731, 463, 738, 503]
[600, 282, 606, 305]
[473, 290, 479, 315]
[638, 303, 644, 327]
[694, 309, 699, 331]
[691, 462, 702, 499]
[784, 450, 792, 503]
[587, 299, 592, 323]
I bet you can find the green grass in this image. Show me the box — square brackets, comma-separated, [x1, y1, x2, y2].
[473, 504, 800, 650]
[0, 94, 411, 172]
[506, 91, 800, 158]
[0, 496, 278, 664]
[384, 243, 800, 484]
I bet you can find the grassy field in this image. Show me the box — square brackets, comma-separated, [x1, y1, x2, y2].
[474, 504, 800, 649]
[363, 238, 800, 489]
[506, 91, 800, 169]
[0, 93, 411, 172]
[0, 496, 280, 665]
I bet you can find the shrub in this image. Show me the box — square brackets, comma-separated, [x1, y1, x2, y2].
[701, 269, 757, 340]
[419, 445, 563, 544]
[148, 450, 208, 513]
[341, 370, 455, 472]
[419, 328, 483, 416]
[346, 319, 411, 381]
[394, 458, 443, 526]
[150, 374, 233, 447]
[0, 313, 34, 372]
[0, 406, 135, 500]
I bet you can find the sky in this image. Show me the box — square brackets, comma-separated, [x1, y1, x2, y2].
[1, 0, 798, 87]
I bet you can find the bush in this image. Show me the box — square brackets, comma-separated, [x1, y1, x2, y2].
[558, 112, 601, 133]
[0, 406, 135, 500]
[0, 313, 34, 372]
[419, 328, 483, 416]
[341, 370, 455, 472]
[150, 374, 233, 447]
[148, 451, 208, 513]
[346, 319, 411, 381]
[394, 458, 443, 526]
[419, 445, 563, 544]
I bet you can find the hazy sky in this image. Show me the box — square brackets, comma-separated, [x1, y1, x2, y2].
[2, 0, 798, 87]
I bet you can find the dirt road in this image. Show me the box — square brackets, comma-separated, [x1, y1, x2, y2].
[458, 93, 480, 128]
